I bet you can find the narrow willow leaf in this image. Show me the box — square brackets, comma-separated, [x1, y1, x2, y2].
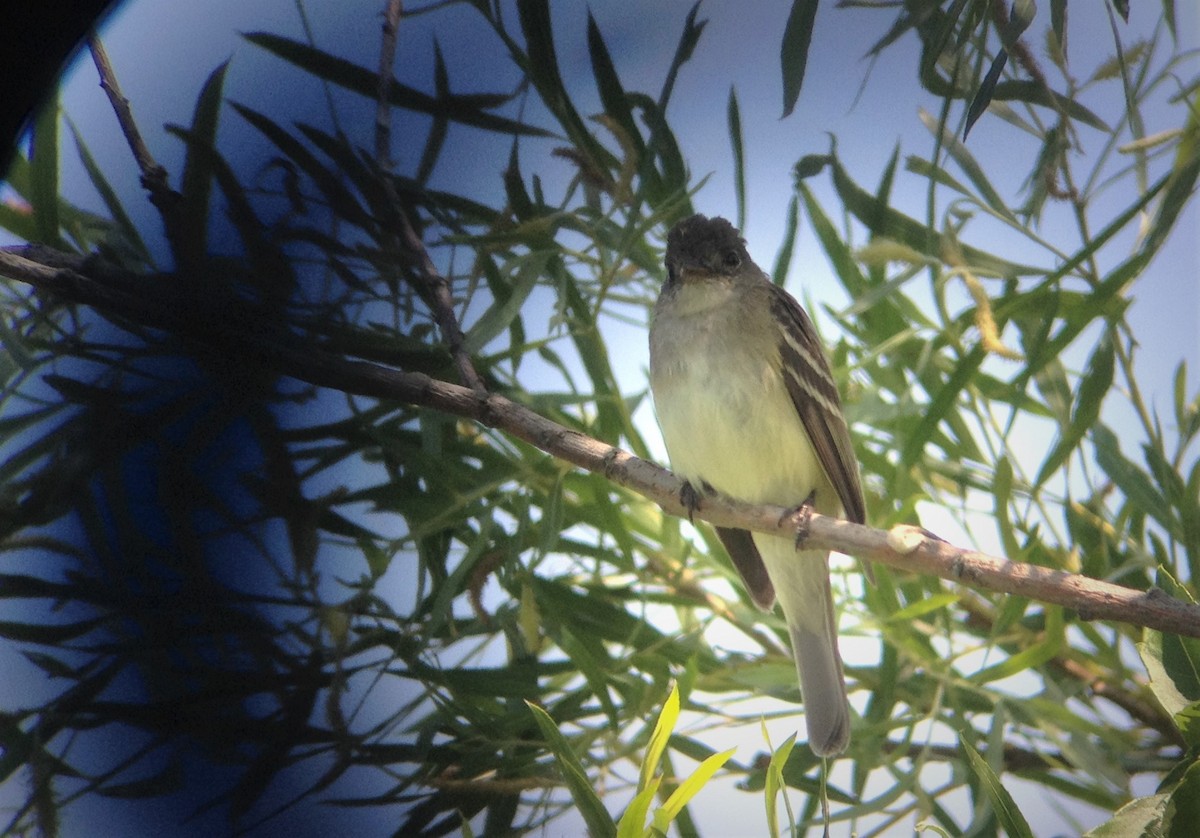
[902, 345, 986, 466]
[991, 79, 1109, 131]
[1143, 88, 1200, 257]
[728, 87, 746, 230]
[557, 626, 619, 728]
[243, 32, 553, 138]
[29, 94, 61, 247]
[231, 103, 370, 228]
[771, 194, 799, 287]
[1034, 335, 1115, 488]
[918, 110, 1014, 221]
[587, 11, 640, 154]
[639, 682, 679, 792]
[616, 778, 660, 838]
[526, 701, 617, 838]
[964, 50, 1008, 139]
[516, 0, 612, 173]
[1093, 424, 1180, 541]
[1084, 794, 1170, 837]
[971, 605, 1064, 685]
[68, 120, 150, 263]
[1139, 627, 1200, 724]
[960, 738, 1034, 838]
[764, 732, 797, 838]
[652, 747, 736, 831]
[98, 758, 185, 799]
[177, 62, 230, 272]
[886, 592, 961, 623]
[463, 252, 547, 355]
[780, 0, 818, 117]
[823, 151, 1043, 276]
[167, 125, 294, 297]
[1161, 0, 1177, 38]
[416, 38, 451, 185]
[657, 1, 706, 111]
[1167, 760, 1200, 837]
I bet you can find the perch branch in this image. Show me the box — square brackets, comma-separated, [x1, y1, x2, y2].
[2, 245, 1199, 639]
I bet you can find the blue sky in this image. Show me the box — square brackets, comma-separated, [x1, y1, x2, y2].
[8, 0, 1200, 834]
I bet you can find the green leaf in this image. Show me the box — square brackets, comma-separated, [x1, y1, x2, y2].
[819, 150, 1043, 277]
[886, 592, 960, 623]
[243, 32, 554, 139]
[1093, 424, 1181, 541]
[1144, 87, 1200, 257]
[0, 617, 106, 644]
[960, 738, 1034, 838]
[657, 2, 706, 111]
[964, 0, 1035, 138]
[176, 61, 229, 272]
[616, 777, 660, 838]
[770, 194, 799, 287]
[68, 120, 151, 264]
[526, 701, 617, 838]
[1035, 334, 1115, 488]
[1140, 626, 1200, 724]
[764, 731, 797, 838]
[639, 682, 679, 792]
[98, 758, 185, 799]
[231, 103, 370, 228]
[556, 626, 619, 729]
[586, 11, 640, 156]
[166, 125, 294, 298]
[463, 251, 547, 355]
[971, 605, 1064, 685]
[1084, 793, 1170, 837]
[515, 0, 613, 173]
[1168, 760, 1200, 838]
[29, 94, 61, 247]
[651, 747, 736, 832]
[917, 110, 1014, 221]
[416, 37, 451, 185]
[780, 0, 818, 117]
[728, 87, 746, 230]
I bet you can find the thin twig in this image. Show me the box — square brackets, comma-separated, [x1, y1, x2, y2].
[372, 0, 484, 393]
[87, 37, 180, 236]
[3, 244, 1200, 640]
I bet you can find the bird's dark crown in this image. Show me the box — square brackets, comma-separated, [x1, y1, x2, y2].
[665, 214, 750, 283]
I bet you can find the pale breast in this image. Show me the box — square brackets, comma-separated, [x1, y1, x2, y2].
[650, 283, 831, 509]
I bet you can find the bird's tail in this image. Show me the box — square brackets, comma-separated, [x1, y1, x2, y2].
[760, 539, 850, 756]
[788, 592, 850, 756]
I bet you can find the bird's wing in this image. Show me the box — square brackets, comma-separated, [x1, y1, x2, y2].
[768, 285, 866, 525]
[714, 526, 775, 610]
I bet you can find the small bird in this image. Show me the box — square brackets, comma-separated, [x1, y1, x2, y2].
[648, 214, 866, 756]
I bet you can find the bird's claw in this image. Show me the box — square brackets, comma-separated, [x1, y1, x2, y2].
[679, 481, 702, 524]
[781, 490, 817, 550]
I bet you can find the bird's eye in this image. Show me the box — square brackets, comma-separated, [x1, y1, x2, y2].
[722, 250, 741, 269]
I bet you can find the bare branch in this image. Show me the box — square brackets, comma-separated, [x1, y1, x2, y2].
[371, 0, 484, 393]
[87, 37, 180, 236]
[3, 244, 1200, 639]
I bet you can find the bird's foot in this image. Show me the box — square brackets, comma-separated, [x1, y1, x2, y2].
[781, 490, 818, 550]
[679, 481, 703, 524]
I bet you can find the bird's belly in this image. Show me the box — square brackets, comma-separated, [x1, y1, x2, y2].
[653, 346, 826, 508]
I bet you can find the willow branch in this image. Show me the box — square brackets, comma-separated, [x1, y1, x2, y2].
[2, 245, 1200, 639]
[87, 37, 181, 238]
[371, 0, 484, 393]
